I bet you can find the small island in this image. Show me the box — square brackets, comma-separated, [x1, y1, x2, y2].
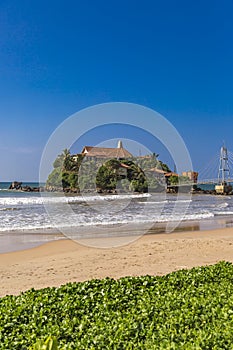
[45, 140, 178, 194]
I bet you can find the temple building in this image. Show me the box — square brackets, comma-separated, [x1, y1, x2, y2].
[73, 140, 133, 160]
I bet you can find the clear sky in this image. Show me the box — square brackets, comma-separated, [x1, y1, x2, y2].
[0, 0, 233, 181]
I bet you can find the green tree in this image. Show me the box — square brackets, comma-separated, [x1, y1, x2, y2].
[96, 159, 148, 193]
[96, 165, 118, 191]
[46, 168, 63, 188]
[169, 175, 179, 185]
[46, 151, 170, 193]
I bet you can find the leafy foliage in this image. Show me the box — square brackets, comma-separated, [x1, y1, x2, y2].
[29, 336, 59, 350]
[169, 175, 179, 185]
[135, 156, 170, 173]
[46, 150, 84, 190]
[168, 175, 192, 186]
[46, 150, 170, 193]
[1, 262, 233, 349]
[96, 159, 148, 192]
[46, 168, 63, 189]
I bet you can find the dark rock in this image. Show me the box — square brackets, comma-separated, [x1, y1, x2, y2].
[32, 187, 39, 192]
[45, 186, 63, 192]
[21, 186, 33, 192]
[9, 181, 22, 190]
[9, 182, 43, 192]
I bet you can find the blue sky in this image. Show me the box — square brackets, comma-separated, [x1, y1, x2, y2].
[0, 0, 233, 181]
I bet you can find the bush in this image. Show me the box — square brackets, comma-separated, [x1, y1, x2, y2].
[29, 336, 58, 350]
[1, 262, 233, 349]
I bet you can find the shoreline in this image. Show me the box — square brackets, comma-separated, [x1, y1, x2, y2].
[0, 226, 233, 297]
[1, 214, 233, 253]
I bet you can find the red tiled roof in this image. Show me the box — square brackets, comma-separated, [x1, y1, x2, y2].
[81, 146, 132, 158]
[148, 167, 166, 174]
[165, 172, 178, 177]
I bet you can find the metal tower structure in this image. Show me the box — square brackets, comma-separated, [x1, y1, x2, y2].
[218, 146, 230, 184]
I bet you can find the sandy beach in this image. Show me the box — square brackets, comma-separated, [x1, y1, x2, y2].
[0, 227, 233, 297]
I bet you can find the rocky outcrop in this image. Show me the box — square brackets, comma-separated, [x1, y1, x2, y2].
[191, 187, 217, 195]
[45, 186, 79, 193]
[9, 181, 22, 190]
[8, 182, 44, 192]
[21, 185, 40, 192]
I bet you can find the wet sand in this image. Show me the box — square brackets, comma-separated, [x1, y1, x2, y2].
[0, 227, 233, 297]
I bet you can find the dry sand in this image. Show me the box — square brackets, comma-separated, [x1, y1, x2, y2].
[1, 227, 233, 297]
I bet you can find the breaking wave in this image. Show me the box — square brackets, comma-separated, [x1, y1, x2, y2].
[0, 193, 151, 207]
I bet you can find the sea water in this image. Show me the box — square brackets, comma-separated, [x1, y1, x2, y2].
[0, 182, 233, 251]
[1, 182, 233, 231]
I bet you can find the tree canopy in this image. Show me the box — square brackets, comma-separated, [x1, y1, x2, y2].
[46, 150, 171, 193]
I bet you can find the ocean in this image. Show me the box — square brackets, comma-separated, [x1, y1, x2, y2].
[0, 182, 233, 252]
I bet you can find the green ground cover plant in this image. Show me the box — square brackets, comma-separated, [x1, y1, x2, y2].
[1, 262, 233, 349]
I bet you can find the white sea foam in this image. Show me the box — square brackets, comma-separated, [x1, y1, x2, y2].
[214, 211, 233, 216]
[0, 224, 55, 233]
[0, 193, 151, 207]
[143, 200, 167, 205]
[0, 210, 215, 233]
[167, 199, 192, 203]
[216, 202, 229, 208]
[0, 191, 231, 234]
